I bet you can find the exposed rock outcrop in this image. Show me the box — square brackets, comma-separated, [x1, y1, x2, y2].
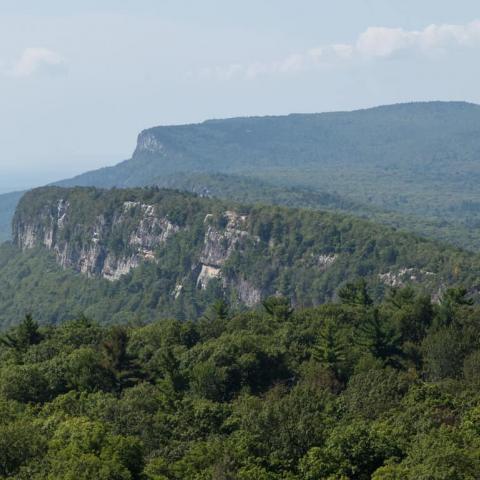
[197, 211, 252, 289]
[15, 199, 180, 281]
[12, 186, 463, 315]
[134, 131, 166, 155]
[191, 211, 263, 305]
[317, 253, 338, 271]
[196, 265, 222, 289]
[235, 277, 262, 307]
[378, 268, 435, 288]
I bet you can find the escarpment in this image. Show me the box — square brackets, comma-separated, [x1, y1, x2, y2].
[14, 197, 179, 280]
[11, 185, 464, 319]
[12, 187, 271, 306]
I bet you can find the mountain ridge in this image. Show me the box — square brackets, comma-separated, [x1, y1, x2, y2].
[0, 184, 477, 328]
[2, 101, 480, 250]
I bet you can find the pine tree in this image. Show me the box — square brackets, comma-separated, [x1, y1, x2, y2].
[262, 296, 293, 321]
[338, 279, 373, 306]
[357, 308, 403, 368]
[312, 319, 346, 379]
[0, 314, 42, 353]
[101, 326, 144, 392]
[211, 299, 229, 321]
[436, 286, 473, 327]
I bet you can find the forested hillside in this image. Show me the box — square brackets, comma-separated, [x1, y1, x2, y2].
[2, 102, 480, 250]
[4, 4, 480, 479]
[57, 101, 480, 244]
[151, 172, 480, 251]
[0, 186, 478, 329]
[1, 289, 480, 478]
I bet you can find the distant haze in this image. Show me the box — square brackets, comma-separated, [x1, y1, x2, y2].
[0, 154, 123, 192]
[1, 0, 480, 191]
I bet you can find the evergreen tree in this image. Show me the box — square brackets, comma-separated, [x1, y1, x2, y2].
[436, 286, 473, 327]
[262, 296, 293, 321]
[357, 309, 403, 368]
[101, 327, 144, 392]
[0, 314, 42, 353]
[312, 319, 346, 380]
[338, 279, 373, 306]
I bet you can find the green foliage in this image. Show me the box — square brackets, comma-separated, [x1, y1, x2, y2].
[45, 417, 143, 480]
[436, 287, 474, 327]
[338, 279, 373, 306]
[0, 417, 46, 478]
[422, 326, 475, 381]
[357, 309, 404, 368]
[7, 104, 480, 478]
[3, 185, 478, 329]
[7, 102, 480, 250]
[0, 290, 477, 477]
[300, 419, 396, 480]
[0, 314, 42, 353]
[262, 296, 293, 321]
[312, 318, 347, 380]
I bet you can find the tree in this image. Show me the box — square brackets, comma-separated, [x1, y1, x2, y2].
[390, 427, 480, 479]
[357, 309, 403, 368]
[156, 346, 186, 393]
[338, 279, 373, 306]
[463, 350, 480, 387]
[65, 347, 114, 392]
[0, 364, 50, 403]
[0, 314, 42, 353]
[385, 287, 433, 343]
[312, 319, 346, 380]
[262, 296, 293, 321]
[0, 418, 46, 477]
[211, 299, 229, 321]
[46, 417, 144, 480]
[300, 419, 395, 480]
[101, 327, 144, 392]
[422, 326, 470, 381]
[436, 286, 473, 327]
[198, 299, 230, 339]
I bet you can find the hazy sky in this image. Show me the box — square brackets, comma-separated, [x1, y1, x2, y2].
[1, 0, 480, 192]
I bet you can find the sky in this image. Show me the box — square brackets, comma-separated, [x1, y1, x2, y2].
[1, 0, 480, 192]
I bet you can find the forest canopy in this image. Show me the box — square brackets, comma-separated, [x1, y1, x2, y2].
[0, 287, 479, 479]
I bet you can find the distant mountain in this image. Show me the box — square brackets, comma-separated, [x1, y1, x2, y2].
[2, 101, 480, 249]
[0, 191, 25, 243]
[58, 102, 480, 217]
[1, 185, 477, 328]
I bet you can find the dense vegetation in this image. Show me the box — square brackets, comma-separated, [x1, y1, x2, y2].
[2, 101, 480, 250]
[2, 186, 479, 329]
[1, 287, 480, 478]
[153, 172, 480, 251]
[2, 103, 480, 478]
[4, 98, 480, 480]
[55, 101, 480, 251]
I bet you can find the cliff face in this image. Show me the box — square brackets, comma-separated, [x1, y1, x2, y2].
[15, 198, 179, 281]
[195, 211, 262, 306]
[12, 186, 457, 321]
[134, 130, 167, 156]
[13, 187, 267, 306]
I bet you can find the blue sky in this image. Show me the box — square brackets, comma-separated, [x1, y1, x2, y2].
[1, 0, 480, 191]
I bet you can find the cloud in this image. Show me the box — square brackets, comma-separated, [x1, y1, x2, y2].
[199, 20, 480, 80]
[356, 27, 417, 57]
[10, 48, 66, 78]
[356, 21, 480, 57]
